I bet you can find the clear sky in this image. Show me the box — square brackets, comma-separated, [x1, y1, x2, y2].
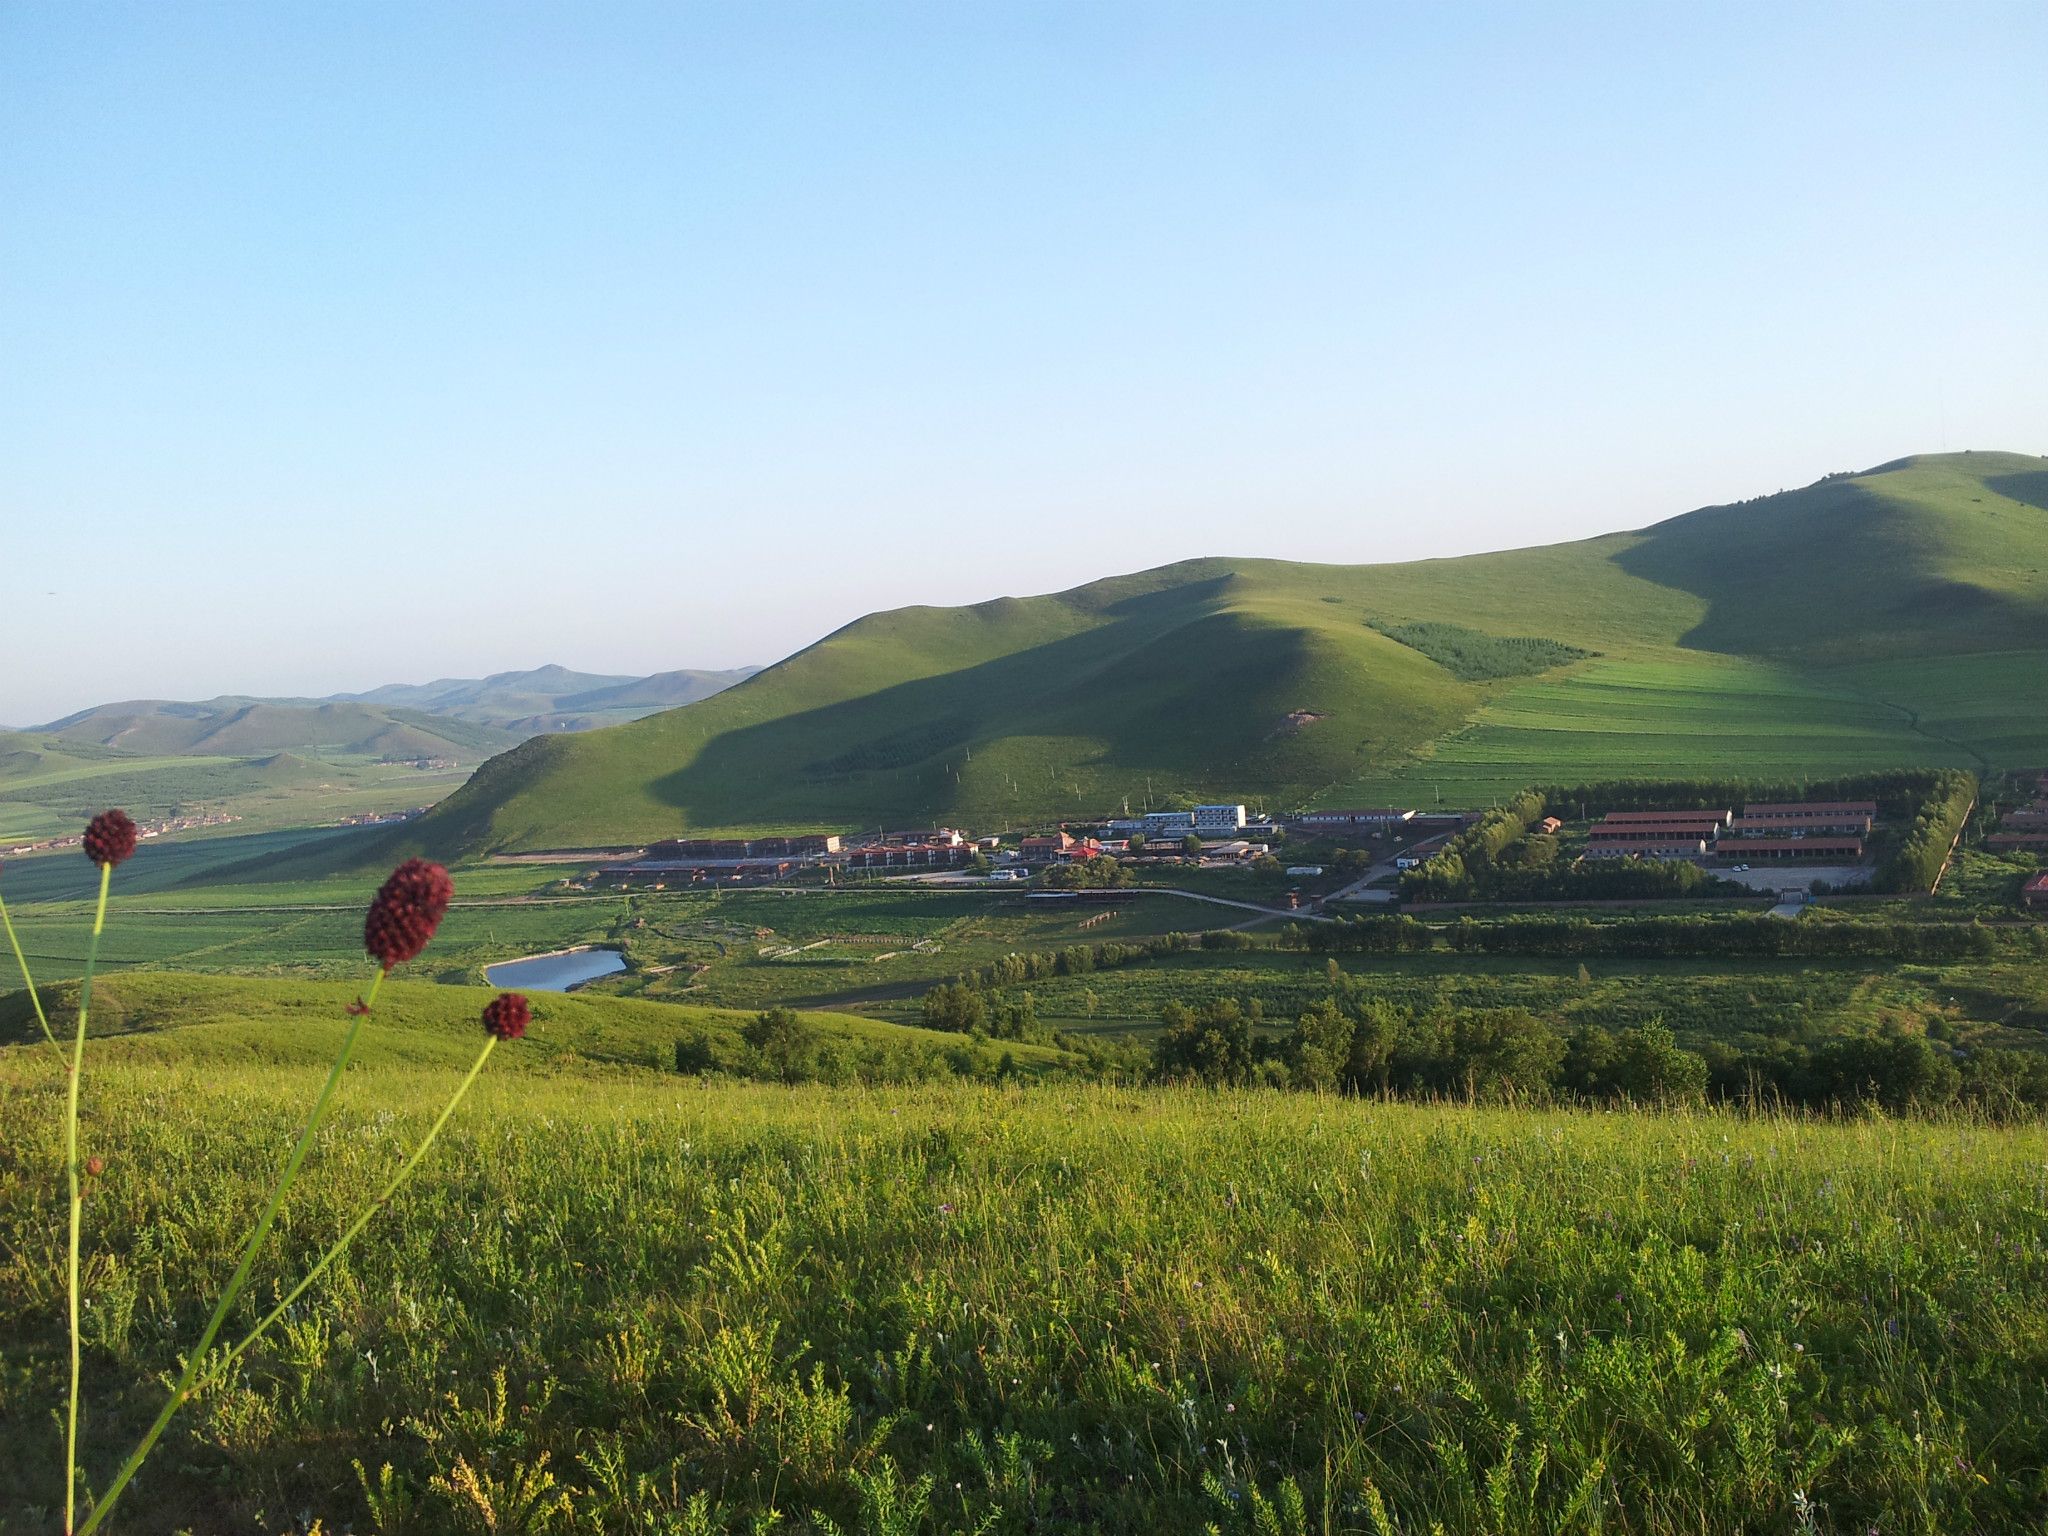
[4, 1, 2044, 725]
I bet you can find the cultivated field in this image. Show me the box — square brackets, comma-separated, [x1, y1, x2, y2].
[0, 742, 469, 849]
[1335, 655, 1984, 810]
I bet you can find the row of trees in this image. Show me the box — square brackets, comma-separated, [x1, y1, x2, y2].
[920, 982, 1050, 1041]
[1871, 770, 1977, 893]
[675, 1008, 1018, 1085]
[1039, 855, 1136, 889]
[1292, 911, 2020, 961]
[1151, 995, 2048, 1116]
[936, 929, 1234, 995]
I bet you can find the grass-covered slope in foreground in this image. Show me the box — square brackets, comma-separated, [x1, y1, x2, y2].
[407, 452, 2048, 850]
[1, 1075, 2043, 1531]
[0, 971, 1074, 1076]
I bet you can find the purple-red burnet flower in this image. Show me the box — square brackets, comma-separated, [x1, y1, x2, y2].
[362, 858, 454, 971]
[481, 992, 530, 1041]
[83, 810, 139, 868]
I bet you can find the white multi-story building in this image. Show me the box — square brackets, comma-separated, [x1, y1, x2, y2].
[1104, 804, 1248, 841]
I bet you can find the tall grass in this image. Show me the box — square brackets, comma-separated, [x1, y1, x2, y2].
[1, 1070, 2042, 1533]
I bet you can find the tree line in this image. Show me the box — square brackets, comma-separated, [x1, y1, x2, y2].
[1150, 994, 2048, 1118]
[1293, 911, 2028, 961]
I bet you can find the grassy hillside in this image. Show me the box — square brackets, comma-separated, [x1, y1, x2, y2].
[0, 970, 1074, 1076]
[3, 1074, 2043, 1531]
[35, 698, 519, 761]
[376, 452, 2048, 854]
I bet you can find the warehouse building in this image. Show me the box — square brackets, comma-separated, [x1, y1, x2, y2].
[1989, 832, 2048, 854]
[1742, 801, 1877, 826]
[1724, 836, 1865, 861]
[1583, 839, 1708, 861]
[1291, 807, 1416, 832]
[1587, 817, 1726, 846]
[845, 842, 975, 869]
[1598, 807, 1733, 827]
[1733, 806, 1874, 836]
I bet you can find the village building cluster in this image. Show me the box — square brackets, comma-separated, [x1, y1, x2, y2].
[1582, 801, 1878, 864]
[1988, 770, 2048, 858]
[579, 774, 2048, 911]
[4, 810, 241, 860]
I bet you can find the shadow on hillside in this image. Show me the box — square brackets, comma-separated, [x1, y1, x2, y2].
[1612, 475, 2046, 663]
[1987, 472, 2048, 514]
[645, 574, 1328, 827]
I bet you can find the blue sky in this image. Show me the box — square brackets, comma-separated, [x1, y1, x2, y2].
[3, 1, 2044, 723]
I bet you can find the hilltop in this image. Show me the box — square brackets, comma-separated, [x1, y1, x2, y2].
[323, 453, 2048, 857]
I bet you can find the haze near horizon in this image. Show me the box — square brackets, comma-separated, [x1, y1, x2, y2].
[4, 1, 2044, 724]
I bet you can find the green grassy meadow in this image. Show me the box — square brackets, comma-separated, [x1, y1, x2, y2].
[2, 1063, 2044, 1534]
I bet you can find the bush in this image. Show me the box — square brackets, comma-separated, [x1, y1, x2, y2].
[742, 1007, 819, 1083]
[1154, 999, 1259, 1086]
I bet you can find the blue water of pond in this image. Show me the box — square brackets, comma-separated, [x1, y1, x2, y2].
[483, 947, 626, 992]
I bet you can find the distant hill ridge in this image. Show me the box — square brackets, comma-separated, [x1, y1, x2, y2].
[33, 663, 761, 762]
[378, 451, 2048, 857]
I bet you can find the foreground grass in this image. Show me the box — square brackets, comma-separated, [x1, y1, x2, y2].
[1, 1065, 2044, 1534]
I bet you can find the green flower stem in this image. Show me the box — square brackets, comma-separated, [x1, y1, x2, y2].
[64, 862, 112, 1536]
[76, 965, 387, 1536]
[211, 1034, 499, 1381]
[0, 886, 58, 1053]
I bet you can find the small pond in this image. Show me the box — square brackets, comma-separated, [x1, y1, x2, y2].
[483, 946, 626, 992]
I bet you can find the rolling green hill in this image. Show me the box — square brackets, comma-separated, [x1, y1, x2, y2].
[377, 452, 2048, 855]
[0, 971, 1075, 1077]
[340, 662, 761, 732]
[33, 666, 762, 762]
[35, 698, 519, 761]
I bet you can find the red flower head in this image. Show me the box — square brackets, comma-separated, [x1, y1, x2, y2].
[362, 858, 454, 971]
[482, 992, 530, 1041]
[84, 810, 139, 868]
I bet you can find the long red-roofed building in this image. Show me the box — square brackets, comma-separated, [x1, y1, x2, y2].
[1722, 837, 1865, 860]
[1597, 808, 1733, 826]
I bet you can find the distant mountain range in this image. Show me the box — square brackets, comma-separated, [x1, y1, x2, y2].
[376, 451, 2048, 856]
[29, 664, 761, 764]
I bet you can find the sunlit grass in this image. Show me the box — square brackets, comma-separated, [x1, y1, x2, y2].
[2, 1065, 2043, 1533]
